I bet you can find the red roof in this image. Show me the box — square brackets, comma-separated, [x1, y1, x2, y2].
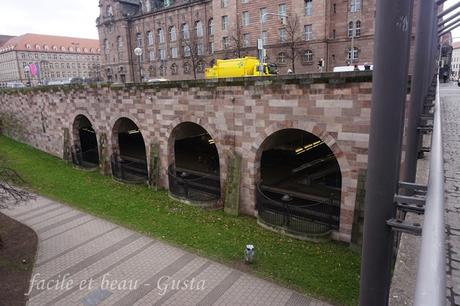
[0, 33, 100, 54]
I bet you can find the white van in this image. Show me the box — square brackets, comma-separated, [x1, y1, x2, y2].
[6, 82, 25, 88]
[333, 64, 373, 72]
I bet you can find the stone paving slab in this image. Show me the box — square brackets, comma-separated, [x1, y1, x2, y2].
[1, 196, 331, 306]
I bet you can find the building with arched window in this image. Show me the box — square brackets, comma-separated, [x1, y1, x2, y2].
[96, 0, 426, 81]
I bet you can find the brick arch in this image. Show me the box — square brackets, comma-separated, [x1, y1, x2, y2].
[247, 121, 355, 242]
[165, 115, 225, 173]
[109, 116, 150, 159]
[68, 111, 99, 141]
[165, 115, 225, 200]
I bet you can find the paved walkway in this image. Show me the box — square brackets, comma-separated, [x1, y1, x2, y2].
[1, 196, 330, 306]
[441, 83, 460, 305]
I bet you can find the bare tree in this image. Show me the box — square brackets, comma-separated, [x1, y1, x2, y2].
[181, 28, 205, 80]
[283, 14, 303, 73]
[230, 17, 244, 58]
[0, 157, 34, 249]
[0, 168, 33, 209]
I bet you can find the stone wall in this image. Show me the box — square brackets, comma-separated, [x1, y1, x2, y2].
[0, 72, 373, 242]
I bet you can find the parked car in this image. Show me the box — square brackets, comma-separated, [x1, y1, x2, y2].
[6, 82, 25, 88]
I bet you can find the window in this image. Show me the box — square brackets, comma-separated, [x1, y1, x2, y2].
[348, 22, 354, 37]
[279, 28, 286, 43]
[183, 45, 191, 57]
[242, 11, 250, 27]
[333, 3, 336, 14]
[261, 31, 268, 45]
[181, 24, 189, 39]
[159, 49, 166, 60]
[277, 52, 287, 64]
[117, 36, 123, 48]
[304, 25, 313, 41]
[355, 20, 361, 37]
[350, 0, 361, 12]
[305, 0, 312, 16]
[241, 0, 248, 3]
[197, 43, 204, 56]
[278, 4, 286, 22]
[222, 36, 230, 49]
[260, 8, 267, 23]
[221, 0, 228, 8]
[158, 28, 164, 44]
[169, 26, 176, 42]
[243, 33, 250, 47]
[222, 16, 228, 31]
[208, 19, 214, 36]
[303, 50, 313, 62]
[171, 47, 178, 58]
[347, 47, 358, 61]
[136, 33, 142, 47]
[103, 39, 109, 53]
[147, 31, 153, 46]
[106, 5, 113, 16]
[195, 21, 204, 37]
[171, 63, 178, 75]
[332, 29, 336, 39]
[184, 62, 191, 74]
[208, 42, 215, 54]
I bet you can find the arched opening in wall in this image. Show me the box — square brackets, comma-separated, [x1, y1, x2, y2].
[256, 129, 341, 238]
[71, 115, 99, 170]
[168, 122, 220, 205]
[111, 117, 148, 184]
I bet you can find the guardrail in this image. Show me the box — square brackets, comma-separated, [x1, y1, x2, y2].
[413, 79, 446, 305]
[111, 154, 148, 184]
[168, 165, 220, 202]
[71, 145, 99, 169]
[256, 183, 339, 235]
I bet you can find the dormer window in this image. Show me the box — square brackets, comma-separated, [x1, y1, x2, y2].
[61, 46, 66, 51]
[53, 45, 58, 51]
[26, 44, 31, 49]
[44, 45, 49, 50]
[35, 44, 41, 50]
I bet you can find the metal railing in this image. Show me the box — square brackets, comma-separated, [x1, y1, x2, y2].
[71, 145, 99, 169]
[168, 165, 220, 202]
[413, 79, 445, 305]
[256, 183, 340, 235]
[111, 154, 148, 184]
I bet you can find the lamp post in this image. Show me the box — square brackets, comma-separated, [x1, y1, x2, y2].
[134, 47, 143, 82]
[259, 12, 289, 76]
[23, 65, 31, 87]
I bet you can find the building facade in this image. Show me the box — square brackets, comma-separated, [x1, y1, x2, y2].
[0, 34, 101, 86]
[97, 0, 378, 82]
[450, 42, 460, 79]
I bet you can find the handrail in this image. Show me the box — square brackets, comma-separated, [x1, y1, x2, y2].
[413, 78, 446, 305]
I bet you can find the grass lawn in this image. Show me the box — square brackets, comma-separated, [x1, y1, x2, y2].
[0, 135, 360, 305]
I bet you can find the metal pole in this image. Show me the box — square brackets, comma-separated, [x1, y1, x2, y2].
[138, 55, 142, 82]
[438, 17, 460, 34]
[438, 1, 460, 19]
[413, 78, 446, 306]
[438, 11, 460, 27]
[438, 21, 460, 37]
[359, 0, 414, 304]
[402, 0, 435, 184]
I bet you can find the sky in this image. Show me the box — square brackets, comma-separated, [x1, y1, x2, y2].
[0, 0, 459, 41]
[0, 0, 100, 39]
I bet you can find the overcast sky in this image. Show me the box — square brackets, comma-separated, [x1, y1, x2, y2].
[0, 0, 459, 41]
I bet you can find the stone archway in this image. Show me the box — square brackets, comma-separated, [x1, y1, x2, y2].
[71, 114, 99, 169]
[111, 117, 148, 183]
[167, 121, 221, 205]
